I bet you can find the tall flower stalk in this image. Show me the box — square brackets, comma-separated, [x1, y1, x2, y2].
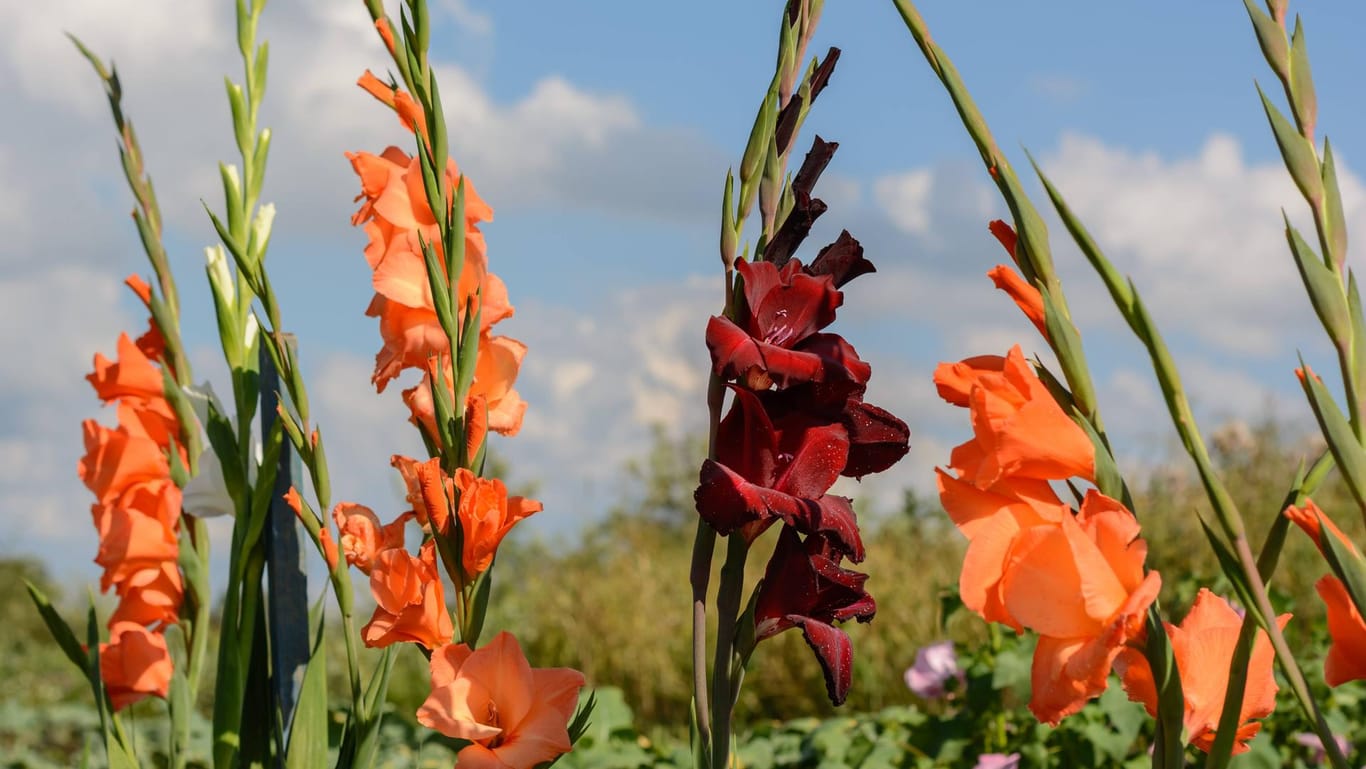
[689, 3, 910, 767]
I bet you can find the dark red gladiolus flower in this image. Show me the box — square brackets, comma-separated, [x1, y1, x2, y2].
[706, 258, 859, 389]
[754, 383, 909, 481]
[754, 526, 875, 705]
[695, 387, 865, 559]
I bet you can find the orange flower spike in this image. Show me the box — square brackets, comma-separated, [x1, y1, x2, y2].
[417, 631, 585, 769]
[100, 622, 174, 711]
[1317, 576, 1366, 686]
[1284, 499, 1361, 560]
[362, 541, 453, 650]
[987, 265, 1048, 340]
[1116, 589, 1289, 754]
[452, 469, 542, 578]
[1000, 491, 1161, 724]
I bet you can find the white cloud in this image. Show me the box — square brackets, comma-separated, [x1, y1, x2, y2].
[873, 169, 934, 236]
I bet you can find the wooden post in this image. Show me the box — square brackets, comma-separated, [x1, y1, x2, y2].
[260, 340, 308, 748]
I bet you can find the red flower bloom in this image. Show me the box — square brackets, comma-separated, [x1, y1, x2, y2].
[695, 387, 864, 560]
[753, 526, 875, 705]
[706, 258, 869, 390]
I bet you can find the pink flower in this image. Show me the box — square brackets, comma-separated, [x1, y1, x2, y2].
[904, 640, 964, 700]
[974, 753, 1020, 769]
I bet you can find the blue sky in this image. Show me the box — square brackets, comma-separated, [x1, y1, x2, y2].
[5, 0, 1366, 584]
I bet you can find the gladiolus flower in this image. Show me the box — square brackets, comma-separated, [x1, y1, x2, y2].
[1000, 491, 1161, 724]
[403, 334, 528, 442]
[331, 502, 410, 574]
[362, 542, 453, 650]
[100, 622, 174, 710]
[933, 345, 1094, 486]
[1116, 589, 1288, 754]
[451, 469, 541, 578]
[695, 387, 864, 560]
[705, 258, 869, 390]
[417, 631, 585, 769]
[107, 562, 183, 629]
[1317, 576, 1366, 686]
[905, 640, 965, 701]
[753, 526, 875, 705]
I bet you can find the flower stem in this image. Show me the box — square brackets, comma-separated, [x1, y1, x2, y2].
[709, 535, 749, 769]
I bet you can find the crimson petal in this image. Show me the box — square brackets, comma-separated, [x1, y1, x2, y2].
[808, 231, 875, 289]
[842, 401, 911, 479]
[795, 618, 854, 706]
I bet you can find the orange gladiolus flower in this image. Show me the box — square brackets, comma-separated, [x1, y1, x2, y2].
[1116, 589, 1288, 753]
[933, 345, 1094, 487]
[100, 622, 174, 711]
[391, 455, 455, 533]
[108, 562, 183, 629]
[1317, 576, 1366, 686]
[362, 541, 453, 650]
[331, 502, 411, 574]
[451, 469, 542, 578]
[78, 421, 171, 505]
[999, 491, 1161, 724]
[417, 631, 585, 769]
[87, 333, 168, 409]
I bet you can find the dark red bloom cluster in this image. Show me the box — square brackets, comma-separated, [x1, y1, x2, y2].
[695, 153, 909, 703]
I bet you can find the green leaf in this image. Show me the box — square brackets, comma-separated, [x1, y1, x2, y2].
[463, 564, 493, 648]
[24, 580, 89, 673]
[1321, 139, 1348, 268]
[1284, 217, 1349, 343]
[1288, 17, 1317, 136]
[1241, 0, 1288, 79]
[1257, 83, 1323, 204]
[1297, 357, 1366, 511]
[285, 596, 329, 769]
[1320, 528, 1366, 619]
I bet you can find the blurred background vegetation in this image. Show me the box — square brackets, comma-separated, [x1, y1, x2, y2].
[4, 417, 1364, 767]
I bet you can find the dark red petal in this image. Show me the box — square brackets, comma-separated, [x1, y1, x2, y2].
[705, 315, 761, 378]
[773, 421, 849, 499]
[750, 263, 841, 349]
[715, 387, 779, 484]
[808, 231, 875, 289]
[694, 459, 768, 535]
[798, 333, 871, 385]
[811, 495, 865, 562]
[793, 618, 854, 705]
[842, 401, 910, 479]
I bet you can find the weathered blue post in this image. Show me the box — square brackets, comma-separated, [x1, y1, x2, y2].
[260, 340, 308, 754]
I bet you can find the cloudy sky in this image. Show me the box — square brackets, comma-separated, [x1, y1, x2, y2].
[7, 0, 1366, 583]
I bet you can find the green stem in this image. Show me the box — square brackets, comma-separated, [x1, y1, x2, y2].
[709, 536, 749, 769]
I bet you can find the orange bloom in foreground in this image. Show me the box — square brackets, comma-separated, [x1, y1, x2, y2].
[999, 491, 1161, 724]
[1317, 576, 1366, 686]
[100, 622, 174, 710]
[417, 631, 585, 769]
[451, 469, 542, 578]
[933, 345, 1094, 487]
[1116, 589, 1288, 754]
[362, 542, 453, 650]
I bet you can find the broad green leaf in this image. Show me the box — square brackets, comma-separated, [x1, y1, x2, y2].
[285, 596, 329, 769]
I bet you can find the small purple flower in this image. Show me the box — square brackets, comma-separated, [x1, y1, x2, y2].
[1294, 732, 1350, 765]
[904, 640, 965, 700]
[974, 753, 1020, 769]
